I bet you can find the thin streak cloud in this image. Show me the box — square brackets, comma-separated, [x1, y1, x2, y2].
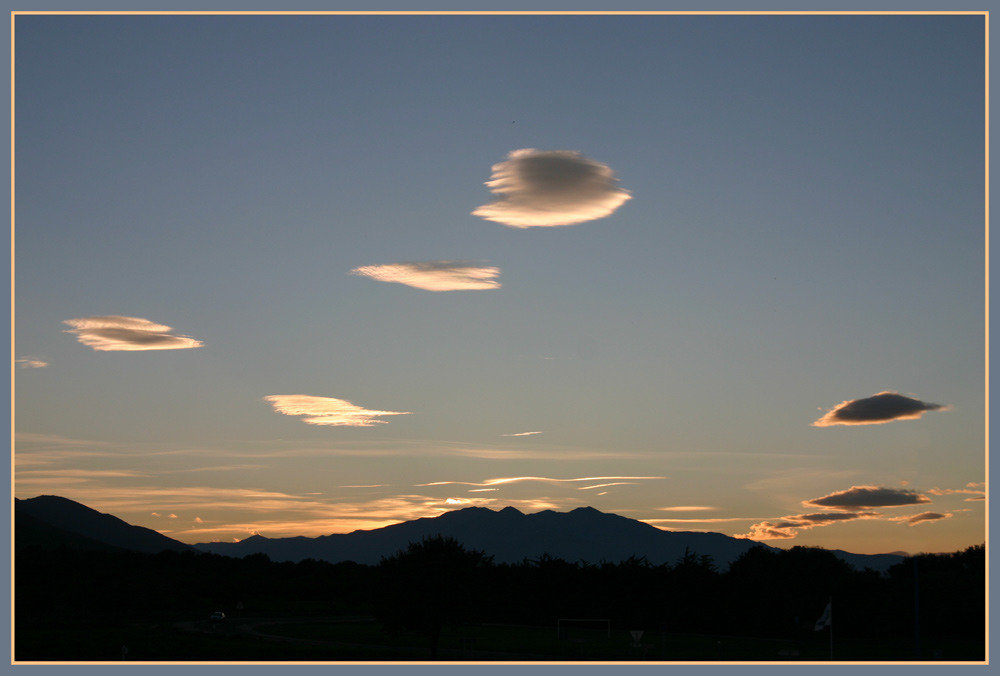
[16, 357, 48, 368]
[351, 261, 501, 291]
[263, 395, 412, 427]
[578, 482, 637, 490]
[472, 149, 631, 227]
[812, 391, 947, 427]
[416, 475, 664, 488]
[889, 512, 953, 527]
[63, 316, 204, 351]
[500, 431, 544, 437]
[928, 486, 987, 498]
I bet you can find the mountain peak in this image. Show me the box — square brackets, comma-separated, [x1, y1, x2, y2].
[16, 495, 194, 554]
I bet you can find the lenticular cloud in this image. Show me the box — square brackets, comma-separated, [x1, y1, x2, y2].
[803, 485, 932, 511]
[351, 261, 501, 291]
[63, 316, 204, 351]
[472, 149, 631, 227]
[812, 391, 947, 427]
[263, 395, 412, 427]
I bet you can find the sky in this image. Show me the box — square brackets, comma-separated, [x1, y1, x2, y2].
[13, 13, 987, 557]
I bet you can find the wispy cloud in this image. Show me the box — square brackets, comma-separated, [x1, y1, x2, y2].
[812, 391, 947, 427]
[472, 149, 631, 227]
[263, 395, 412, 427]
[63, 316, 204, 351]
[803, 485, 932, 511]
[644, 516, 761, 524]
[500, 431, 544, 437]
[417, 475, 665, 488]
[16, 357, 48, 368]
[15, 432, 124, 452]
[927, 486, 987, 499]
[170, 465, 269, 473]
[656, 506, 720, 512]
[351, 261, 501, 291]
[18, 469, 148, 479]
[73, 487, 561, 541]
[888, 511, 953, 527]
[439, 447, 651, 460]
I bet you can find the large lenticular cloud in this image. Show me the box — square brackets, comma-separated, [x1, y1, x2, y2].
[351, 261, 501, 291]
[63, 316, 204, 351]
[812, 391, 947, 427]
[264, 395, 412, 427]
[472, 149, 631, 227]
[803, 485, 932, 511]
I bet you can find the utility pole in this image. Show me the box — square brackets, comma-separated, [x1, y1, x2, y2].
[914, 556, 921, 660]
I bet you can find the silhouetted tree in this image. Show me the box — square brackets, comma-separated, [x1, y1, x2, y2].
[376, 535, 494, 657]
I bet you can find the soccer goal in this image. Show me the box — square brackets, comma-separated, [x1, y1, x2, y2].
[556, 618, 611, 641]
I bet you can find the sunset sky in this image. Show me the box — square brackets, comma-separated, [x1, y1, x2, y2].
[13, 12, 986, 557]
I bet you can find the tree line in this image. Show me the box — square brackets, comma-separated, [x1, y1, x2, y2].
[16, 535, 984, 655]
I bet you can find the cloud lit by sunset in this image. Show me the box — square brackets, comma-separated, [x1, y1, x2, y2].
[889, 511, 952, 527]
[14, 15, 984, 570]
[263, 395, 412, 427]
[802, 485, 933, 511]
[812, 391, 947, 427]
[472, 149, 631, 227]
[736, 484, 942, 540]
[62, 316, 204, 351]
[350, 261, 501, 291]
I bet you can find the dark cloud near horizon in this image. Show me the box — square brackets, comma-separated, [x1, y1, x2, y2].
[472, 149, 631, 227]
[738, 510, 880, 540]
[803, 485, 932, 511]
[738, 483, 938, 541]
[892, 511, 952, 527]
[812, 391, 947, 427]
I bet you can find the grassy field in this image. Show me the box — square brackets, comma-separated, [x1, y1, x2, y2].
[260, 620, 985, 662]
[14, 616, 986, 663]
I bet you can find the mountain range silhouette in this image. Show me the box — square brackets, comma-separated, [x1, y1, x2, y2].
[15, 495, 906, 572]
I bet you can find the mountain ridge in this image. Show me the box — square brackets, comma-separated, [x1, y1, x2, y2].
[192, 503, 904, 572]
[12, 495, 907, 572]
[15, 495, 196, 554]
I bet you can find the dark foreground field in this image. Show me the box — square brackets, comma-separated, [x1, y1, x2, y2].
[15, 537, 985, 663]
[15, 615, 984, 663]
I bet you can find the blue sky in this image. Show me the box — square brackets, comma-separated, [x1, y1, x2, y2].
[14, 13, 986, 555]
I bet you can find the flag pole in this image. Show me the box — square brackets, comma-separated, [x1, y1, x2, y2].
[814, 598, 833, 660]
[828, 597, 833, 661]
[914, 556, 921, 660]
